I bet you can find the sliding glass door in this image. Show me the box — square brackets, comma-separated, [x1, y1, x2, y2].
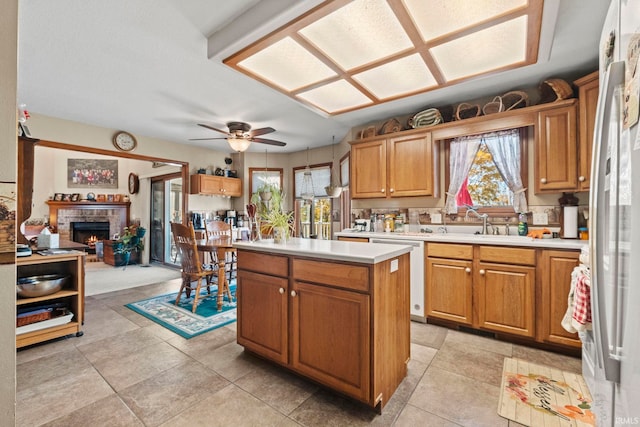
[150, 173, 182, 265]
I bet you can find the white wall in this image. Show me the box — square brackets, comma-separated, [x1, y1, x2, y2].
[1, 0, 18, 422]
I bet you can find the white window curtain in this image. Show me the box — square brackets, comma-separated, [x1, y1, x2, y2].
[445, 136, 481, 213]
[483, 129, 528, 213]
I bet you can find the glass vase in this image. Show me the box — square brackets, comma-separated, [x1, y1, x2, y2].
[248, 218, 261, 242]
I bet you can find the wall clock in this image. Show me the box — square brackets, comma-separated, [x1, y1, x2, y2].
[113, 131, 137, 152]
[128, 173, 139, 194]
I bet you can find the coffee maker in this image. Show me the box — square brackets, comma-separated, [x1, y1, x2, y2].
[189, 212, 204, 230]
[224, 210, 237, 227]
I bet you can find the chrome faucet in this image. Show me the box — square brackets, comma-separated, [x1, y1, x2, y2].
[465, 206, 491, 235]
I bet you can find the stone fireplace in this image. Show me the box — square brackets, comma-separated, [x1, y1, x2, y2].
[46, 201, 130, 245]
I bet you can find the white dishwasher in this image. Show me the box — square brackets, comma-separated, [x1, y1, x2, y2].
[370, 238, 425, 322]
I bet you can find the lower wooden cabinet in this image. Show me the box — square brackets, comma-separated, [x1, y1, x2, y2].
[236, 249, 409, 410]
[236, 269, 288, 364]
[426, 256, 473, 325]
[537, 249, 581, 348]
[290, 281, 370, 402]
[476, 246, 536, 338]
[426, 243, 579, 346]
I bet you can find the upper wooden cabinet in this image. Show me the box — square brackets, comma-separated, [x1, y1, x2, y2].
[535, 102, 579, 193]
[574, 71, 599, 192]
[350, 131, 438, 199]
[189, 174, 242, 197]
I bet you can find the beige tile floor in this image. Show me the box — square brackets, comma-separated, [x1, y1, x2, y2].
[16, 278, 582, 427]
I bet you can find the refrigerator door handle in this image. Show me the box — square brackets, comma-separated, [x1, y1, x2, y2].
[590, 60, 624, 383]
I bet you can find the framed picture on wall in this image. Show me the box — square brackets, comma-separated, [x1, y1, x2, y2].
[67, 159, 118, 189]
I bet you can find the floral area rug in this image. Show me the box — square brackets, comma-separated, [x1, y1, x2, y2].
[125, 283, 236, 339]
[498, 357, 595, 426]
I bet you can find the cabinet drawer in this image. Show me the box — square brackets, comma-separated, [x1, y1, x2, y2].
[293, 258, 369, 292]
[427, 243, 473, 260]
[237, 250, 289, 277]
[478, 246, 536, 266]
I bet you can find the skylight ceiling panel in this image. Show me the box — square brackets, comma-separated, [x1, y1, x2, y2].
[238, 36, 337, 91]
[431, 16, 528, 81]
[297, 80, 373, 113]
[403, 0, 528, 42]
[298, 0, 413, 71]
[353, 53, 437, 100]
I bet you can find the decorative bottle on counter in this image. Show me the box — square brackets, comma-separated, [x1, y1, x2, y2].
[517, 212, 528, 236]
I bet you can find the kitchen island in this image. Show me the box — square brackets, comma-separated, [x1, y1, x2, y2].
[233, 238, 412, 412]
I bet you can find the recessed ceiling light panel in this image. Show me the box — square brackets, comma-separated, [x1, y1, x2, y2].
[297, 80, 373, 113]
[353, 53, 437, 99]
[299, 0, 413, 70]
[431, 16, 528, 81]
[238, 36, 336, 91]
[403, 0, 528, 42]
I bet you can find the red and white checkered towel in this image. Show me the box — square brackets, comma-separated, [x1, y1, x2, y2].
[572, 273, 592, 327]
[562, 264, 592, 333]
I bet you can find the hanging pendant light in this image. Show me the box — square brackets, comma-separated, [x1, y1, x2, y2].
[325, 136, 343, 198]
[300, 147, 315, 200]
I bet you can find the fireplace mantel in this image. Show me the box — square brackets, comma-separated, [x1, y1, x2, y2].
[46, 201, 130, 241]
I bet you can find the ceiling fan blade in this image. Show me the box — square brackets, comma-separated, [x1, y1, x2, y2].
[188, 137, 227, 141]
[249, 127, 275, 137]
[197, 123, 229, 135]
[252, 137, 286, 147]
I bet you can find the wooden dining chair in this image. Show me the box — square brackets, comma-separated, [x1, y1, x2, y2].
[204, 220, 238, 289]
[170, 221, 215, 313]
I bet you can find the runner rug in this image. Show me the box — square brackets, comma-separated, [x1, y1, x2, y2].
[125, 284, 236, 339]
[498, 358, 596, 426]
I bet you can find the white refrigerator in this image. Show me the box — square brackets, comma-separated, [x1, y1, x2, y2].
[584, 0, 640, 425]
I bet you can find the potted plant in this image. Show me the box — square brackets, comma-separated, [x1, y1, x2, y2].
[112, 225, 146, 269]
[250, 186, 292, 242]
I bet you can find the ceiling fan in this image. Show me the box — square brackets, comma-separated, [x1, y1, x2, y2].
[190, 121, 286, 152]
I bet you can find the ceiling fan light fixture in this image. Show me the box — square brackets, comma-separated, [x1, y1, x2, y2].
[227, 137, 252, 152]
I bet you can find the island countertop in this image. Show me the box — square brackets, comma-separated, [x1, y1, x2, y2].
[233, 237, 412, 264]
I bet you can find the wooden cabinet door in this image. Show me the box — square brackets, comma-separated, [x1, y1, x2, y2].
[537, 250, 581, 348]
[426, 257, 473, 325]
[388, 132, 437, 197]
[350, 139, 387, 199]
[290, 281, 370, 402]
[535, 104, 578, 193]
[575, 71, 599, 192]
[476, 262, 536, 337]
[221, 177, 242, 197]
[236, 270, 288, 364]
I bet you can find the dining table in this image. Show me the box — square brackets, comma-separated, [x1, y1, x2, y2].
[196, 235, 234, 310]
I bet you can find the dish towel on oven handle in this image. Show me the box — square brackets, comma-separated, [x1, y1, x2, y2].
[562, 246, 592, 333]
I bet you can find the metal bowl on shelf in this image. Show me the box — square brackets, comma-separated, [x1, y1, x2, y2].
[16, 274, 69, 298]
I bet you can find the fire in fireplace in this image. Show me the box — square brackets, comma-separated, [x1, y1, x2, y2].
[71, 222, 110, 253]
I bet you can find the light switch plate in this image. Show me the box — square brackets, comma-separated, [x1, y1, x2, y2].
[431, 213, 442, 224]
[533, 212, 548, 225]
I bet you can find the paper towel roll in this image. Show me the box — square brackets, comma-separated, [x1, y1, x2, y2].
[563, 206, 578, 239]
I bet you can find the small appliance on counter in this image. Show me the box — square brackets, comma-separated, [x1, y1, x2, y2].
[224, 210, 237, 227]
[189, 212, 204, 230]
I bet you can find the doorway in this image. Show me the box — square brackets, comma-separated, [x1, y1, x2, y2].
[151, 173, 182, 266]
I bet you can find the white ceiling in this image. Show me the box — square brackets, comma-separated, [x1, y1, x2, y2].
[17, 0, 609, 153]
